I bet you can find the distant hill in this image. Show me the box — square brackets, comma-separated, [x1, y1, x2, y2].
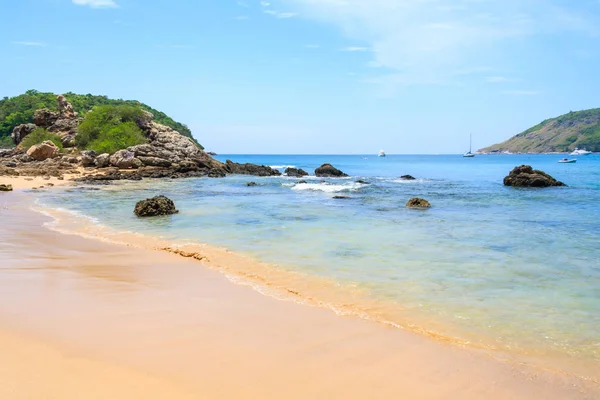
[482, 108, 600, 153]
[0, 90, 202, 149]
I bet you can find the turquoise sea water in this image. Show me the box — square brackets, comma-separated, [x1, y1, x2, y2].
[39, 154, 600, 373]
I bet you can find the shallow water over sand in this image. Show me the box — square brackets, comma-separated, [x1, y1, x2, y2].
[37, 154, 600, 378]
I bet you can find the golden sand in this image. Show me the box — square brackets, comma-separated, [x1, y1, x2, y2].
[0, 193, 597, 399]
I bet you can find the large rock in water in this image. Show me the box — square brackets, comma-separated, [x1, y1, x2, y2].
[285, 167, 308, 177]
[406, 198, 431, 208]
[11, 123, 36, 145]
[315, 163, 348, 177]
[134, 195, 179, 217]
[26, 141, 60, 161]
[224, 160, 281, 176]
[503, 165, 566, 187]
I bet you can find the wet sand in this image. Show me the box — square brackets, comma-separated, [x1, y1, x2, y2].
[0, 192, 598, 399]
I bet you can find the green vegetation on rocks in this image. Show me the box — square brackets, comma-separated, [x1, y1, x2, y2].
[19, 128, 63, 151]
[482, 108, 600, 153]
[0, 90, 202, 149]
[76, 105, 148, 154]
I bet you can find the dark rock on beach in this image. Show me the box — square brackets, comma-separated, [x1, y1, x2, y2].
[400, 175, 416, 180]
[134, 195, 179, 217]
[406, 198, 431, 208]
[503, 165, 566, 187]
[285, 167, 308, 177]
[315, 163, 348, 178]
[0, 184, 13, 192]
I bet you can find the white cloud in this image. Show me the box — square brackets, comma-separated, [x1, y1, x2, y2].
[260, 1, 270, 6]
[12, 41, 45, 46]
[340, 46, 370, 52]
[502, 90, 540, 96]
[486, 76, 518, 83]
[282, 0, 599, 86]
[72, 0, 118, 8]
[264, 10, 296, 18]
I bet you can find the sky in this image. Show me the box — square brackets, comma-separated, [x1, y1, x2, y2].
[2, 0, 600, 154]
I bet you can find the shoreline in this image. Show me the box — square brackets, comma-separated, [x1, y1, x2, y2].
[1, 191, 599, 398]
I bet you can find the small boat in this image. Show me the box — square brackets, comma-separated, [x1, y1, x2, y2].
[378, 149, 386, 157]
[570, 148, 592, 156]
[463, 134, 475, 157]
[558, 158, 577, 163]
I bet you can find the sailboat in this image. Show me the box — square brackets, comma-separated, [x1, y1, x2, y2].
[463, 134, 475, 157]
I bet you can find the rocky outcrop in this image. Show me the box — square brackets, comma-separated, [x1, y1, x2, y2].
[109, 149, 141, 169]
[11, 123, 36, 145]
[57, 95, 77, 119]
[81, 150, 97, 167]
[33, 97, 81, 147]
[406, 198, 431, 208]
[315, 163, 348, 177]
[134, 195, 179, 217]
[33, 109, 59, 128]
[503, 165, 566, 187]
[224, 160, 281, 176]
[0, 184, 13, 192]
[400, 175, 416, 180]
[26, 141, 60, 161]
[285, 167, 308, 177]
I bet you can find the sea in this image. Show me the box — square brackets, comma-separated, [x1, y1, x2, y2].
[36, 154, 600, 378]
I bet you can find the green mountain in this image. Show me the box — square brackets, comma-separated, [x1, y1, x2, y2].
[0, 90, 202, 149]
[482, 108, 600, 153]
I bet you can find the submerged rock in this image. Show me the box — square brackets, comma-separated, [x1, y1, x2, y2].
[134, 195, 179, 217]
[297, 180, 307, 184]
[0, 184, 13, 192]
[285, 167, 308, 177]
[332, 195, 351, 199]
[314, 163, 348, 177]
[26, 141, 60, 161]
[356, 179, 370, 185]
[400, 175, 416, 180]
[406, 197, 431, 208]
[246, 181, 258, 187]
[503, 165, 566, 187]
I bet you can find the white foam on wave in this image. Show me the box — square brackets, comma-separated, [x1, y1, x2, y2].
[291, 182, 362, 193]
[392, 178, 428, 184]
[270, 165, 296, 170]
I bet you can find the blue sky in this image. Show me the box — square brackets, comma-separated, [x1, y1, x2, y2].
[2, 0, 600, 154]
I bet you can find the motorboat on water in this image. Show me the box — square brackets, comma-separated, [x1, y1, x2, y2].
[558, 158, 577, 163]
[570, 148, 592, 156]
[378, 149, 386, 157]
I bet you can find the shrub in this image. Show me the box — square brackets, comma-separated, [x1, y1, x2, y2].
[87, 122, 147, 154]
[19, 128, 63, 151]
[0, 135, 14, 149]
[76, 105, 147, 153]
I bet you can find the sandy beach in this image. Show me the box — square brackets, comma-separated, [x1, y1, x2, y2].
[0, 190, 598, 399]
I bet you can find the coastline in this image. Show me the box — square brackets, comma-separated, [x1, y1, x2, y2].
[0, 191, 598, 398]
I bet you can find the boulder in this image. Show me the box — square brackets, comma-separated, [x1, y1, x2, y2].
[11, 123, 36, 145]
[297, 180, 307, 184]
[0, 184, 13, 192]
[26, 141, 60, 161]
[246, 182, 258, 187]
[109, 150, 141, 169]
[503, 165, 566, 187]
[48, 117, 79, 135]
[406, 198, 431, 208]
[315, 163, 348, 177]
[285, 167, 308, 177]
[332, 195, 350, 199]
[134, 110, 154, 130]
[57, 95, 77, 119]
[356, 179, 370, 185]
[95, 153, 110, 168]
[61, 134, 77, 148]
[224, 160, 281, 176]
[81, 150, 97, 167]
[400, 175, 416, 180]
[134, 195, 179, 217]
[33, 109, 59, 128]
[137, 156, 172, 168]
